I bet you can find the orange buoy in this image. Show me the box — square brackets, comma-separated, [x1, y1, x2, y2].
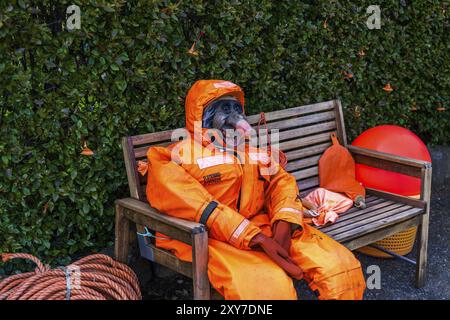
[383, 82, 393, 92]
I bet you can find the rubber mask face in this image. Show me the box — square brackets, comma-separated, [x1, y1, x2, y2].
[202, 98, 252, 139]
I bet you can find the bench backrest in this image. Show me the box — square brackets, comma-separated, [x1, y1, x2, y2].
[122, 99, 347, 202]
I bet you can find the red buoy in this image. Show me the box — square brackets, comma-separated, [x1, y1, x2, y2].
[352, 125, 431, 196]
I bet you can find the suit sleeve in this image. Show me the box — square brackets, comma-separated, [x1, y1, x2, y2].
[263, 162, 304, 229]
[145, 146, 261, 250]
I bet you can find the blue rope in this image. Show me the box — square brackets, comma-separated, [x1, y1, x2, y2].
[137, 227, 170, 240]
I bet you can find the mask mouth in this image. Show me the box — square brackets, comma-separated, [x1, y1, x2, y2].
[234, 119, 252, 137]
[221, 115, 252, 141]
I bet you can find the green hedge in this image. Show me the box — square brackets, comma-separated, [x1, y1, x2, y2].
[0, 0, 448, 267]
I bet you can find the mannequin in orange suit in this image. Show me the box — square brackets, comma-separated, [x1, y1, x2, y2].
[144, 80, 366, 300]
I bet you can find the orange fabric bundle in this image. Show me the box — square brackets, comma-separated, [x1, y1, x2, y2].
[319, 133, 365, 204]
[137, 160, 149, 176]
[302, 188, 353, 226]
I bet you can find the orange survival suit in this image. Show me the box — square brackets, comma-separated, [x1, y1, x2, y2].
[145, 80, 366, 300]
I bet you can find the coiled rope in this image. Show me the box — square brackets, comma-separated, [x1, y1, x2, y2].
[0, 253, 141, 300]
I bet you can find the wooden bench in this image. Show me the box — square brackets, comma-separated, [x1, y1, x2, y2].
[115, 99, 432, 300]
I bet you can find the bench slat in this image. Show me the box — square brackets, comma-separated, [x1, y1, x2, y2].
[258, 121, 336, 144]
[330, 207, 423, 243]
[291, 166, 319, 181]
[246, 100, 335, 124]
[285, 155, 322, 172]
[297, 176, 319, 190]
[265, 111, 336, 131]
[279, 132, 333, 152]
[285, 142, 331, 161]
[322, 202, 405, 235]
[132, 129, 175, 146]
[135, 143, 171, 159]
[319, 199, 393, 230]
[341, 216, 421, 250]
[324, 204, 415, 237]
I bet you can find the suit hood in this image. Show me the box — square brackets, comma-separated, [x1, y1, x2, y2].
[185, 80, 245, 133]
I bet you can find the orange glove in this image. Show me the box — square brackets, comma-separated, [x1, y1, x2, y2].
[272, 220, 292, 253]
[250, 233, 303, 279]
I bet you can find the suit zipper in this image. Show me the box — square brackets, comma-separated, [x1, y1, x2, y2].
[213, 139, 244, 212]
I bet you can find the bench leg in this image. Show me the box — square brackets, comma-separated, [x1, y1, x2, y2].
[115, 204, 131, 264]
[416, 166, 432, 288]
[192, 231, 211, 300]
[415, 214, 429, 288]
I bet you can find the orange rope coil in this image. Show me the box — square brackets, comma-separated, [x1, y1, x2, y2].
[0, 253, 141, 300]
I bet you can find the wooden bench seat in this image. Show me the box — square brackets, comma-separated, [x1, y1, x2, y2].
[319, 192, 425, 247]
[115, 99, 432, 299]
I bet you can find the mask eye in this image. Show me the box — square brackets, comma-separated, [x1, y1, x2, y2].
[222, 103, 231, 113]
[233, 103, 242, 113]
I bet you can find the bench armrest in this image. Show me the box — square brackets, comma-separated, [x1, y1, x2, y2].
[348, 145, 431, 178]
[115, 198, 211, 299]
[115, 197, 206, 245]
[348, 145, 432, 202]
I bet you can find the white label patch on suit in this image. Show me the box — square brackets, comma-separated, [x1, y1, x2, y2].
[196, 155, 234, 169]
[248, 152, 270, 164]
[213, 81, 236, 88]
[229, 219, 250, 246]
